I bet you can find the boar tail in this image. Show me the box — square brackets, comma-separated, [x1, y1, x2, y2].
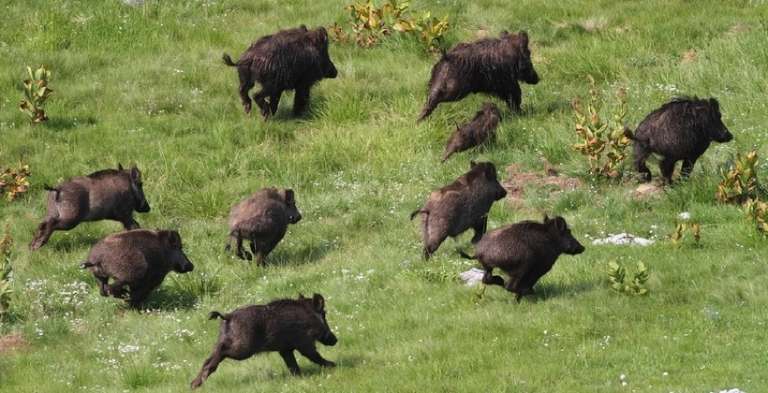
[623, 126, 635, 140]
[208, 311, 231, 321]
[458, 250, 476, 260]
[222, 53, 237, 67]
[44, 185, 61, 201]
[410, 209, 427, 220]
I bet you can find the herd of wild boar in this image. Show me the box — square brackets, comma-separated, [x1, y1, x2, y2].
[23, 23, 736, 388]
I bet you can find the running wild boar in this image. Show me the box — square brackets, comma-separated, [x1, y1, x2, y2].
[223, 26, 338, 119]
[460, 215, 585, 301]
[226, 188, 301, 264]
[81, 229, 194, 307]
[190, 294, 337, 388]
[628, 97, 733, 183]
[442, 102, 502, 162]
[411, 161, 507, 259]
[29, 164, 150, 250]
[418, 30, 539, 121]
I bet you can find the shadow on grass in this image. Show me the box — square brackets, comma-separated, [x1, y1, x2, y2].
[43, 116, 97, 131]
[529, 279, 596, 301]
[47, 231, 101, 253]
[138, 285, 198, 311]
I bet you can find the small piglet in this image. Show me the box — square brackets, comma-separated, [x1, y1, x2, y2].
[190, 294, 337, 388]
[442, 102, 502, 162]
[628, 97, 733, 183]
[418, 30, 539, 121]
[29, 164, 150, 250]
[411, 161, 507, 259]
[81, 229, 194, 307]
[223, 26, 338, 119]
[460, 215, 585, 301]
[226, 188, 301, 264]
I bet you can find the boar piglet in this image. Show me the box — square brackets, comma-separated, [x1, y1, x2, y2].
[442, 102, 502, 162]
[411, 161, 507, 259]
[226, 188, 301, 264]
[460, 215, 585, 301]
[191, 294, 337, 388]
[30, 164, 150, 250]
[628, 96, 733, 183]
[81, 229, 194, 307]
[418, 30, 539, 121]
[223, 25, 338, 119]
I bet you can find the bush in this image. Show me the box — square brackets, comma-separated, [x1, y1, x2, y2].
[607, 260, 649, 296]
[18, 65, 53, 123]
[0, 164, 31, 202]
[716, 149, 761, 204]
[0, 228, 13, 319]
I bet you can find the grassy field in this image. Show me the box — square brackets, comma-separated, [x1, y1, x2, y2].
[1, 0, 768, 392]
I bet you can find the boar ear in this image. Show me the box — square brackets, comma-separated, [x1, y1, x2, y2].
[118, 163, 124, 171]
[709, 98, 720, 113]
[543, 213, 550, 223]
[298, 293, 306, 300]
[517, 30, 529, 48]
[312, 293, 325, 312]
[163, 230, 182, 248]
[130, 166, 140, 181]
[470, 160, 478, 168]
[500, 30, 510, 38]
[553, 217, 567, 232]
[284, 189, 295, 204]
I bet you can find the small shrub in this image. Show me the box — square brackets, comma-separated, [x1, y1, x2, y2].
[18, 65, 53, 123]
[716, 149, 761, 204]
[331, 1, 450, 53]
[0, 228, 13, 319]
[744, 198, 768, 233]
[572, 75, 631, 178]
[607, 260, 649, 296]
[0, 164, 31, 202]
[669, 222, 701, 246]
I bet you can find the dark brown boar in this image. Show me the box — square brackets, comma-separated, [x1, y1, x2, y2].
[190, 293, 337, 388]
[223, 26, 338, 119]
[226, 188, 301, 264]
[628, 97, 733, 183]
[80, 229, 194, 307]
[460, 215, 585, 301]
[418, 30, 539, 121]
[29, 164, 150, 250]
[410, 161, 507, 259]
[442, 102, 502, 162]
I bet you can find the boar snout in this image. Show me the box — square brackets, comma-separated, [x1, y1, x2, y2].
[563, 237, 585, 255]
[172, 252, 195, 273]
[288, 212, 302, 224]
[494, 184, 508, 200]
[320, 330, 338, 346]
[136, 200, 151, 213]
[713, 127, 733, 143]
[324, 61, 338, 79]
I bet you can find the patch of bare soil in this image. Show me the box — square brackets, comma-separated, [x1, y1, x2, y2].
[0, 333, 28, 354]
[503, 162, 582, 206]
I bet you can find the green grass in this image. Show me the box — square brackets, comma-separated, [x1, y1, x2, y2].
[2, 0, 768, 392]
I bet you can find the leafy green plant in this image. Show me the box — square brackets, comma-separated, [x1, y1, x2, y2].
[716, 149, 761, 204]
[607, 260, 649, 296]
[0, 227, 13, 319]
[572, 75, 631, 178]
[744, 198, 768, 233]
[669, 222, 701, 246]
[330, 1, 450, 53]
[0, 164, 31, 202]
[18, 65, 53, 123]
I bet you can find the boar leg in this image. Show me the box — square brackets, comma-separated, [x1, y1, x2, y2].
[298, 345, 336, 368]
[269, 91, 282, 115]
[633, 143, 652, 182]
[29, 219, 56, 250]
[470, 217, 488, 243]
[107, 279, 128, 298]
[128, 284, 156, 307]
[481, 266, 505, 287]
[279, 350, 301, 375]
[293, 85, 311, 115]
[234, 236, 252, 261]
[681, 158, 697, 178]
[94, 275, 110, 296]
[252, 90, 272, 119]
[237, 69, 255, 114]
[659, 158, 677, 184]
[191, 346, 226, 389]
[119, 216, 140, 230]
[503, 83, 522, 113]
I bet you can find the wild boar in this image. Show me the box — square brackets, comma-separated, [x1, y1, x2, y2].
[442, 102, 502, 162]
[223, 26, 338, 119]
[29, 164, 150, 250]
[411, 161, 507, 259]
[418, 30, 539, 121]
[628, 97, 733, 183]
[226, 188, 301, 264]
[460, 215, 585, 301]
[81, 229, 194, 307]
[190, 293, 337, 388]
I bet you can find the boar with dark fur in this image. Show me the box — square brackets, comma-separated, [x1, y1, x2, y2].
[442, 102, 502, 162]
[628, 97, 733, 183]
[81, 229, 194, 307]
[191, 293, 337, 388]
[29, 164, 150, 250]
[226, 188, 301, 264]
[418, 30, 539, 121]
[460, 215, 585, 301]
[411, 161, 507, 259]
[223, 25, 338, 119]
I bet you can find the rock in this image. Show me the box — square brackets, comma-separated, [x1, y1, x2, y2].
[592, 233, 654, 246]
[459, 268, 486, 286]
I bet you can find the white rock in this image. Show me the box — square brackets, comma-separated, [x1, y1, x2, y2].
[678, 212, 691, 220]
[592, 233, 655, 246]
[459, 268, 486, 286]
